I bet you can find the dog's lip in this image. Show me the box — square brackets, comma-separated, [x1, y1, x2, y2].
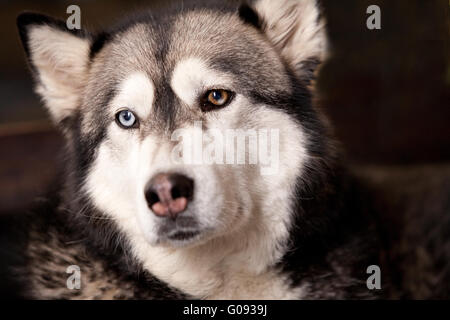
[166, 229, 200, 241]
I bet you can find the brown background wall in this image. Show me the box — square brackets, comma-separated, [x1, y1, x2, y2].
[0, 0, 449, 213]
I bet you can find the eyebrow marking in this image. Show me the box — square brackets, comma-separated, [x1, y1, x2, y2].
[111, 71, 155, 119]
[170, 57, 233, 106]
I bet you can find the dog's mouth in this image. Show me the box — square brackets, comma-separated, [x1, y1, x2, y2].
[158, 229, 202, 247]
[156, 216, 203, 246]
[167, 229, 200, 241]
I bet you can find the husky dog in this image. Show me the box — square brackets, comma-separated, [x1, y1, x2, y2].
[2, 0, 449, 299]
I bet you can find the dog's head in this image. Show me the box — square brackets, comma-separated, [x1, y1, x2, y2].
[17, 0, 329, 259]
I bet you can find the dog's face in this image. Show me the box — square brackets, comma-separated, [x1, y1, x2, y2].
[18, 1, 327, 252]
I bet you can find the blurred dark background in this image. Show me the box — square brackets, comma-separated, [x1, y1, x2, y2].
[0, 0, 449, 213]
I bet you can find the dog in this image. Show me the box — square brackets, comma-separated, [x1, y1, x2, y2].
[1, 0, 449, 299]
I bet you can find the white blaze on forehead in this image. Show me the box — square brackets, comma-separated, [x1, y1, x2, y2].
[111, 71, 155, 118]
[170, 57, 233, 106]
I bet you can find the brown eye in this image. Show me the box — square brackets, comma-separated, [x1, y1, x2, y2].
[201, 89, 234, 111]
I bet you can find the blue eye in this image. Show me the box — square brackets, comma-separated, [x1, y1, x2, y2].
[115, 109, 138, 128]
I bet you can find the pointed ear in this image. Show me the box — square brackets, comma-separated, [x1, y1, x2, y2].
[239, 0, 327, 79]
[17, 12, 91, 125]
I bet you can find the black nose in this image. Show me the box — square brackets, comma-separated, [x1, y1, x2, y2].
[145, 173, 194, 218]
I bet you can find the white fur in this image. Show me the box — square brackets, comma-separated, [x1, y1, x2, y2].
[110, 72, 155, 119]
[170, 57, 234, 107]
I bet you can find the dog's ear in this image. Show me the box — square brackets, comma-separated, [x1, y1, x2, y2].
[239, 0, 327, 80]
[17, 12, 91, 125]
